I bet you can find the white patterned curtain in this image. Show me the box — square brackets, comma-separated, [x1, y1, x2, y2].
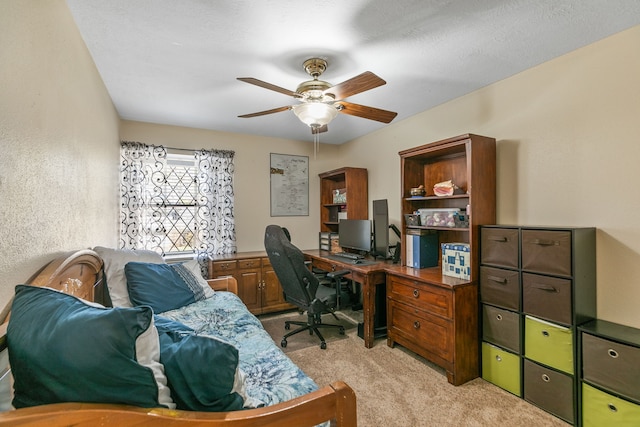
[194, 148, 237, 263]
[120, 142, 236, 271]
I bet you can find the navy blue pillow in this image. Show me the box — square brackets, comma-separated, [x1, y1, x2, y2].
[125, 262, 208, 313]
[156, 318, 255, 411]
[7, 285, 173, 409]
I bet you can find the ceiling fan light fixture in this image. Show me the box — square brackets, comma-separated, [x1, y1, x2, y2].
[292, 102, 338, 128]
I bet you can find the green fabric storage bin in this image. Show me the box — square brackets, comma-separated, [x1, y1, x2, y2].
[482, 342, 521, 396]
[524, 315, 573, 374]
[583, 383, 640, 427]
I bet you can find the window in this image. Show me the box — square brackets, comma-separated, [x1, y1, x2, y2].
[120, 142, 236, 261]
[156, 153, 199, 255]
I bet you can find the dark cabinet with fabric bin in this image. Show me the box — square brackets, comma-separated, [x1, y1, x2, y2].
[480, 225, 596, 425]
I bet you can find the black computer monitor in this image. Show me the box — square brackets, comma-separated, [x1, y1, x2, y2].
[372, 199, 389, 259]
[338, 219, 372, 253]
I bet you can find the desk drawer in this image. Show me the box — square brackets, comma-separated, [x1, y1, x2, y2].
[582, 383, 640, 427]
[388, 300, 452, 363]
[237, 258, 261, 269]
[582, 333, 640, 402]
[211, 260, 237, 273]
[387, 275, 452, 319]
[521, 230, 572, 277]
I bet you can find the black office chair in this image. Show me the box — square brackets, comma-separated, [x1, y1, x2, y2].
[264, 225, 350, 349]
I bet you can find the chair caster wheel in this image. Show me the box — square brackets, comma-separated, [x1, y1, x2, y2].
[320, 342, 327, 350]
[281, 339, 287, 348]
[285, 323, 290, 330]
[339, 327, 345, 335]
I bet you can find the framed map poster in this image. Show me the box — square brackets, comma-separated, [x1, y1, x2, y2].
[270, 153, 309, 216]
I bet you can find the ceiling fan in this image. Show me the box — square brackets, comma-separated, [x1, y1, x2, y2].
[237, 58, 397, 134]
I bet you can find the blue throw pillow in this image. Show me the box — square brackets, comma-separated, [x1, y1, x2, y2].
[156, 318, 263, 411]
[125, 261, 210, 313]
[7, 285, 174, 409]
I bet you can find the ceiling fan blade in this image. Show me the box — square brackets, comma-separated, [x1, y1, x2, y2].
[238, 106, 291, 118]
[335, 101, 397, 123]
[311, 125, 328, 134]
[325, 71, 386, 100]
[237, 77, 301, 98]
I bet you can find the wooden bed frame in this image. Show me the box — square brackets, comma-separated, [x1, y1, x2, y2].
[0, 250, 357, 426]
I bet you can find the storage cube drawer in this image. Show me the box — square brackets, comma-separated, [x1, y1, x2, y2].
[523, 359, 574, 424]
[481, 227, 519, 269]
[582, 333, 640, 402]
[482, 342, 521, 396]
[524, 316, 573, 374]
[388, 300, 452, 363]
[521, 230, 572, 277]
[582, 383, 640, 427]
[480, 266, 520, 310]
[387, 276, 452, 319]
[522, 273, 572, 325]
[483, 305, 521, 353]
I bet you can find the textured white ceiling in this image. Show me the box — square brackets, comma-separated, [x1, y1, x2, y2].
[65, 0, 640, 144]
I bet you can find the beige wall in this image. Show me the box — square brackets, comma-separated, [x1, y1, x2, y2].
[0, 0, 121, 306]
[119, 121, 340, 252]
[340, 25, 640, 328]
[2, 0, 639, 330]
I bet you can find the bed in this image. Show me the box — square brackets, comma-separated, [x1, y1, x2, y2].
[0, 249, 356, 426]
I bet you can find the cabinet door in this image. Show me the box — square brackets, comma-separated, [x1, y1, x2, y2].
[262, 267, 285, 307]
[237, 268, 261, 313]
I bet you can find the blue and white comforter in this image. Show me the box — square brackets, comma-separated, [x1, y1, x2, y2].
[159, 291, 318, 407]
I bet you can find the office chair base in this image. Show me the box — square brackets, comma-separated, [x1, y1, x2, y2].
[281, 317, 345, 350]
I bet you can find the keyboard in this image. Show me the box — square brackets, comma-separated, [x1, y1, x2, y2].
[333, 252, 364, 260]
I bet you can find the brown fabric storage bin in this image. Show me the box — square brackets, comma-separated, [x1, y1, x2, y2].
[482, 305, 521, 353]
[480, 266, 520, 310]
[521, 230, 571, 277]
[481, 227, 519, 269]
[522, 273, 572, 325]
[523, 359, 574, 424]
[582, 333, 640, 402]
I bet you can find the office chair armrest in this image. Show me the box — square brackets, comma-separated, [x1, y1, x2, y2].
[326, 270, 350, 279]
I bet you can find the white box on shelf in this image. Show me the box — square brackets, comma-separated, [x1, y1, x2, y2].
[337, 212, 348, 220]
[442, 242, 471, 280]
[418, 208, 460, 228]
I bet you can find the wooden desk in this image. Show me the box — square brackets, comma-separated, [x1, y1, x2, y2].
[303, 250, 391, 349]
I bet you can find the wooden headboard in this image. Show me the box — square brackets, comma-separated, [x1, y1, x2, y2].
[0, 250, 356, 426]
[24, 249, 105, 303]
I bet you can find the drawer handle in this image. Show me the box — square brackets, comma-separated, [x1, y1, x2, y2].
[533, 284, 559, 293]
[413, 321, 421, 330]
[608, 349, 619, 358]
[413, 289, 420, 298]
[608, 403, 618, 413]
[495, 355, 502, 362]
[489, 236, 508, 242]
[487, 275, 507, 284]
[541, 330, 550, 337]
[496, 314, 503, 321]
[541, 374, 550, 383]
[531, 239, 558, 246]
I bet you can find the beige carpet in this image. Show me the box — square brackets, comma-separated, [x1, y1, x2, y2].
[278, 313, 571, 427]
[260, 311, 357, 353]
